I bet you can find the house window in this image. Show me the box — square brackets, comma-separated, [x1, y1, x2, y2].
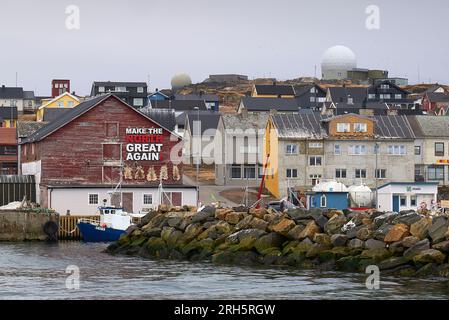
[67, 101, 74, 107]
[374, 144, 380, 154]
[309, 156, 322, 166]
[375, 169, 387, 179]
[383, 94, 391, 99]
[310, 87, 316, 93]
[435, 143, 445, 157]
[410, 196, 417, 207]
[105, 123, 119, 137]
[310, 96, 316, 102]
[337, 123, 350, 133]
[133, 98, 144, 107]
[380, 84, 390, 89]
[388, 145, 406, 155]
[230, 165, 241, 179]
[143, 194, 153, 205]
[320, 195, 327, 208]
[88, 194, 99, 205]
[258, 166, 264, 179]
[57, 101, 64, 107]
[414, 146, 421, 155]
[286, 144, 298, 154]
[334, 144, 341, 155]
[395, 94, 402, 100]
[347, 97, 354, 104]
[137, 87, 144, 93]
[309, 142, 323, 148]
[368, 94, 376, 100]
[355, 169, 367, 179]
[400, 196, 407, 207]
[336, 169, 347, 179]
[428, 165, 444, 181]
[115, 86, 126, 92]
[354, 123, 367, 133]
[286, 169, 298, 179]
[349, 145, 367, 155]
[98, 86, 105, 93]
[243, 165, 256, 179]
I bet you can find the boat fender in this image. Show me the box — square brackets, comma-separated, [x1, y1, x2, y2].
[43, 221, 58, 242]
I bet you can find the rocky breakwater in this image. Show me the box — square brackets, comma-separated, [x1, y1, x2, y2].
[106, 205, 449, 278]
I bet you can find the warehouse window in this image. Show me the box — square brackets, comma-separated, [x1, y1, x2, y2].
[143, 194, 153, 205]
[286, 144, 298, 154]
[286, 169, 298, 179]
[334, 144, 341, 155]
[400, 196, 407, 207]
[414, 146, 421, 155]
[336, 169, 347, 179]
[105, 122, 119, 137]
[355, 169, 367, 179]
[88, 194, 99, 205]
[428, 165, 444, 181]
[375, 169, 387, 179]
[320, 195, 327, 208]
[243, 165, 256, 179]
[230, 165, 241, 179]
[435, 143, 445, 157]
[309, 156, 322, 166]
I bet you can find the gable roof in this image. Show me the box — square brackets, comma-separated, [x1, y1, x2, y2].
[408, 115, 449, 138]
[92, 81, 147, 87]
[186, 112, 221, 135]
[0, 107, 18, 120]
[369, 80, 410, 95]
[148, 91, 169, 99]
[0, 87, 24, 99]
[294, 84, 326, 97]
[240, 97, 301, 112]
[425, 92, 449, 103]
[22, 94, 179, 144]
[328, 87, 368, 104]
[150, 99, 208, 111]
[137, 108, 176, 132]
[42, 108, 72, 122]
[254, 84, 295, 96]
[373, 115, 415, 139]
[23, 91, 35, 100]
[38, 91, 80, 110]
[17, 121, 48, 139]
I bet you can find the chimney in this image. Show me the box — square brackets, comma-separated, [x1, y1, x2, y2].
[1, 85, 5, 89]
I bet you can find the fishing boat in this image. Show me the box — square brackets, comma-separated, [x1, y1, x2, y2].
[77, 206, 132, 242]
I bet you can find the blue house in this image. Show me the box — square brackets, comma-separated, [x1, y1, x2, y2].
[306, 181, 349, 210]
[148, 90, 170, 102]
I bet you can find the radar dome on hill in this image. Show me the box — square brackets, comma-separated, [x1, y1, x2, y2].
[321, 45, 357, 80]
[171, 73, 192, 90]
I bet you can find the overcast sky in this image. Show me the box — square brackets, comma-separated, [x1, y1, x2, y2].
[0, 0, 448, 96]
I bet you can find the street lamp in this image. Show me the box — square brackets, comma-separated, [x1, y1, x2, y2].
[193, 107, 200, 186]
[375, 142, 379, 210]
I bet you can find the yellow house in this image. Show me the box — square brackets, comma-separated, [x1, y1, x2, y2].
[251, 84, 295, 99]
[36, 92, 80, 122]
[0, 107, 17, 128]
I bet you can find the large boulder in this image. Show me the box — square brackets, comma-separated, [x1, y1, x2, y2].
[287, 225, 305, 240]
[225, 212, 245, 225]
[432, 240, 449, 253]
[235, 215, 253, 230]
[413, 249, 446, 265]
[393, 211, 422, 226]
[227, 229, 266, 244]
[249, 207, 267, 219]
[181, 223, 204, 243]
[361, 248, 391, 261]
[410, 217, 432, 240]
[313, 233, 331, 246]
[285, 208, 311, 220]
[373, 212, 398, 229]
[428, 217, 449, 244]
[403, 239, 430, 260]
[254, 232, 286, 254]
[378, 256, 409, 270]
[331, 234, 348, 247]
[298, 220, 320, 240]
[324, 214, 347, 235]
[373, 223, 393, 241]
[364, 238, 385, 250]
[270, 218, 296, 236]
[356, 227, 373, 241]
[348, 238, 364, 249]
[250, 217, 269, 231]
[401, 236, 420, 248]
[384, 224, 410, 243]
[215, 208, 233, 221]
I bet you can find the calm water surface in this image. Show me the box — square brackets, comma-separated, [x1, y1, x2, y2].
[0, 242, 449, 300]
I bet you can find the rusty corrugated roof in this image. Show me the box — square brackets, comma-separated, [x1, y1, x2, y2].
[0, 127, 17, 145]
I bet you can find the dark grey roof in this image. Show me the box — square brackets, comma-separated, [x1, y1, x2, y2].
[23, 91, 35, 100]
[22, 94, 178, 144]
[294, 84, 326, 97]
[0, 107, 18, 120]
[0, 175, 35, 184]
[92, 81, 147, 87]
[271, 113, 327, 139]
[0, 87, 24, 99]
[271, 113, 415, 140]
[186, 112, 221, 135]
[426, 92, 449, 103]
[150, 100, 208, 111]
[16, 121, 48, 139]
[240, 97, 301, 112]
[373, 115, 415, 139]
[255, 84, 295, 96]
[43, 108, 71, 122]
[138, 108, 176, 132]
[174, 93, 219, 102]
[328, 87, 368, 104]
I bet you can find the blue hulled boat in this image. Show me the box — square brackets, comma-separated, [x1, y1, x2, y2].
[77, 206, 132, 242]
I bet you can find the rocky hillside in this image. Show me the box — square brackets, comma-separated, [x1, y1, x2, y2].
[107, 205, 449, 278]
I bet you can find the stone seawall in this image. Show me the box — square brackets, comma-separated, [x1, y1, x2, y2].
[0, 210, 59, 241]
[106, 205, 449, 278]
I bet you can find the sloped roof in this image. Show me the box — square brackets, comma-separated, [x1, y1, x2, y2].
[426, 92, 449, 103]
[294, 84, 326, 97]
[23, 91, 35, 100]
[138, 108, 176, 132]
[373, 115, 415, 139]
[328, 87, 368, 103]
[0, 128, 17, 145]
[21, 94, 178, 144]
[408, 115, 449, 138]
[16, 121, 48, 139]
[240, 97, 301, 112]
[38, 91, 80, 110]
[150, 99, 208, 111]
[222, 113, 269, 131]
[43, 108, 71, 122]
[255, 84, 295, 96]
[0, 87, 24, 99]
[186, 112, 221, 135]
[92, 81, 147, 87]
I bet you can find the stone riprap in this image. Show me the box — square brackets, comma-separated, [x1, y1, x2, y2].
[106, 205, 449, 278]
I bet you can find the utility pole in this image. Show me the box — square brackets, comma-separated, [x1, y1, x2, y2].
[375, 142, 379, 210]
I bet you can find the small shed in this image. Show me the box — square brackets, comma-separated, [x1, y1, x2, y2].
[306, 181, 349, 210]
[376, 182, 438, 212]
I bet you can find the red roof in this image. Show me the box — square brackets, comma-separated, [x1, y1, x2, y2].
[0, 128, 17, 145]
